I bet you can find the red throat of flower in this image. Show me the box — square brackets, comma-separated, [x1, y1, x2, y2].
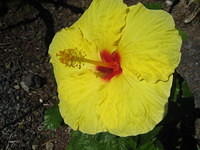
[56, 49, 122, 81]
[96, 50, 122, 81]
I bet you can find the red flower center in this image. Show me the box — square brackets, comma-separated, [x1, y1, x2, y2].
[96, 50, 122, 81]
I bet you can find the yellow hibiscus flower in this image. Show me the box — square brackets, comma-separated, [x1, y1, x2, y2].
[49, 0, 182, 136]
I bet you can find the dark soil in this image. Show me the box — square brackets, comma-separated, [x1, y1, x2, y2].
[0, 0, 199, 150]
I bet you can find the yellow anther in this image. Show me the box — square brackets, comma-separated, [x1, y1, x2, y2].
[56, 49, 110, 68]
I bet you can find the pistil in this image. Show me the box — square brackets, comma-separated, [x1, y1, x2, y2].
[56, 49, 111, 68]
[57, 49, 122, 80]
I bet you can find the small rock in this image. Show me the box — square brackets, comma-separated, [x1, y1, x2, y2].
[39, 98, 43, 103]
[32, 145, 38, 150]
[165, 0, 173, 6]
[20, 81, 29, 92]
[46, 142, 54, 150]
[27, 74, 45, 86]
[20, 74, 46, 91]
[32, 75, 46, 88]
[23, 74, 34, 87]
[13, 84, 20, 90]
[5, 62, 11, 69]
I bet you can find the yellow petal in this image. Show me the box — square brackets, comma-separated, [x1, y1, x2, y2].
[73, 0, 128, 52]
[49, 27, 98, 84]
[98, 72, 172, 136]
[58, 72, 106, 134]
[119, 3, 182, 82]
[58, 68, 172, 136]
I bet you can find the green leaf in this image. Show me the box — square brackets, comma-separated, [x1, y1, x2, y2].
[143, 2, 163, 10]
[155, 140, 164, 150]
[169, 74, 182, 102]
[43, 104, 63, 130]
[170, 77, 181, 102]
[66, 131, 138, 150]
[178, 30, 188, 41]
[138, 126, 162, 145]
[138, 141, 153, 150]
[67, 131, 98, 150]
[138, 141, 158, 150]
[138, 139, 164, 150]
[181, 80, 193, 98]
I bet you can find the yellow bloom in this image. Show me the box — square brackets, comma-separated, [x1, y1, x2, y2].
[49, 0, 181, 136]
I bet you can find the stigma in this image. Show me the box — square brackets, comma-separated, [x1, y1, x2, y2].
[56, 49, 122, 80]
[96, 50, 122, 80]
